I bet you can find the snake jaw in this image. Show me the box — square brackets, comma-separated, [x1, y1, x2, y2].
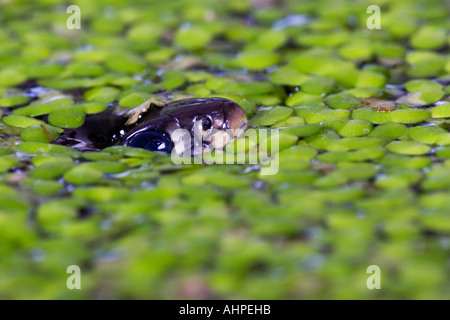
[170, 129, 187, 155]
[196, 108, 248, 151]
[207, 130, 232, 150]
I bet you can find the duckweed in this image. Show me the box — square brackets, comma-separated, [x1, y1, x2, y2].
[84, 86, 120, 104]
[368, 123, 408, 139]
[0, 95, 30, 107]
[380, 154, 431, 169]
[48, 109, 86, 128]
[397, 90, 445, 107]
[119, 92, 153, 108]
[20, 124, 62, 143]
[269, 67, 309, 86]
[301, 77, 336, 95]
[430, 103, 450, 118]
[352, 108, 431, 124]
[408, 126, 449, 144]
[3, 115, 45, 128]
[325, 92, 361, 109]
[325, 119, 373, 137]
[355, 70, 386, 88]
[406, 51, 446, 77]
[282, 123, 323, 137]
[249, 106, 293, 126]
[0, 67, 27, 87]
[30, 160, 74, 179]
[174, 26, 213, 50]
[317, 147, 386, 162]
[410, 26, 447, 50]
[386, 141, 431, 155]
[0, 155, 18, 172]
[63, 165, 104, 185]
[28, 179, 63, 196]
[286, 92, 323, 106]
[235, 50, 279, 70]
[294, 106, 351, 123]
[307, 131, 384, 152]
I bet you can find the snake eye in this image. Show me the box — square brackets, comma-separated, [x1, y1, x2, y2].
[201, 117, 212, 130]
[127, 131, 174, 153]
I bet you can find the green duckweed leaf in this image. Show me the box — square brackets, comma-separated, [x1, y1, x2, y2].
[386, 141, 431, 155]
[0, 67, 26, 87]
[48, 109, 86, 128]
[396, 91, 445, 107]
[249, 106, 293, 126]
[406, 51, 446, 77]
[63, 165, 104, 185]
[422, 168, 450, 191]
[352, 108, 430, 124]
[30, 159, 74, 179]
[174, 26, 213, 50]
[325, 119, 373, 137]
[119, 92, 153, 108]
[19, 142, 80, 155]
[355, 70, 386, 88]
[145, 47, 176, 64]
[325, 92, 361, 109]
[291, 52, 358, 88]
[0, 95, 30, 107]
[369, 123, 408, 139]
[83, 161, 128, 174]
[410, 26, 447, 50]
[84, 86, 120, 104]
[408, 126, 448, 144]
[286, 92, 323, 106]
[317, 147, 385, 162]
[65, 62, 105, 77]
[105, 53, 146, 74]
[28, 180, 63, 196]
[73, 187, 130, 201]
[405, 79, 443, 93]
[301, 77, 336, 95]
[235, 49, 279, 70]
[294, 106, 350, 123]
[2, 115, 45, 128]
[380, 154, 431, 169]
[247, 30, 287, 50]
[0, 155, 18, 172]
[78, 102, 107, 114]
[127, 23, 164, 42]
[269, 67, 309, 86]
[430, 103, 450, 118]
[20, 124, 62, 143]
[282, 124, 323, 137]
[338, 42, 373, 60]
[271, 116, 305, 128]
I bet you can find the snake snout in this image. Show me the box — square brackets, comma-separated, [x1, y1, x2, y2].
[222, 101, 248, 136]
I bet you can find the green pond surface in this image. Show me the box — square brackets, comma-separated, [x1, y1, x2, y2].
[0, 0, 450, 299]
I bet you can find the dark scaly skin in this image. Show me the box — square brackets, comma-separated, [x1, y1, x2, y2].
[55, 97, 248, 153]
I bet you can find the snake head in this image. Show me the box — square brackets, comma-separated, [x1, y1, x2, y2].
[120, 98, 248, 154]
[191, 99, 248, 153]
